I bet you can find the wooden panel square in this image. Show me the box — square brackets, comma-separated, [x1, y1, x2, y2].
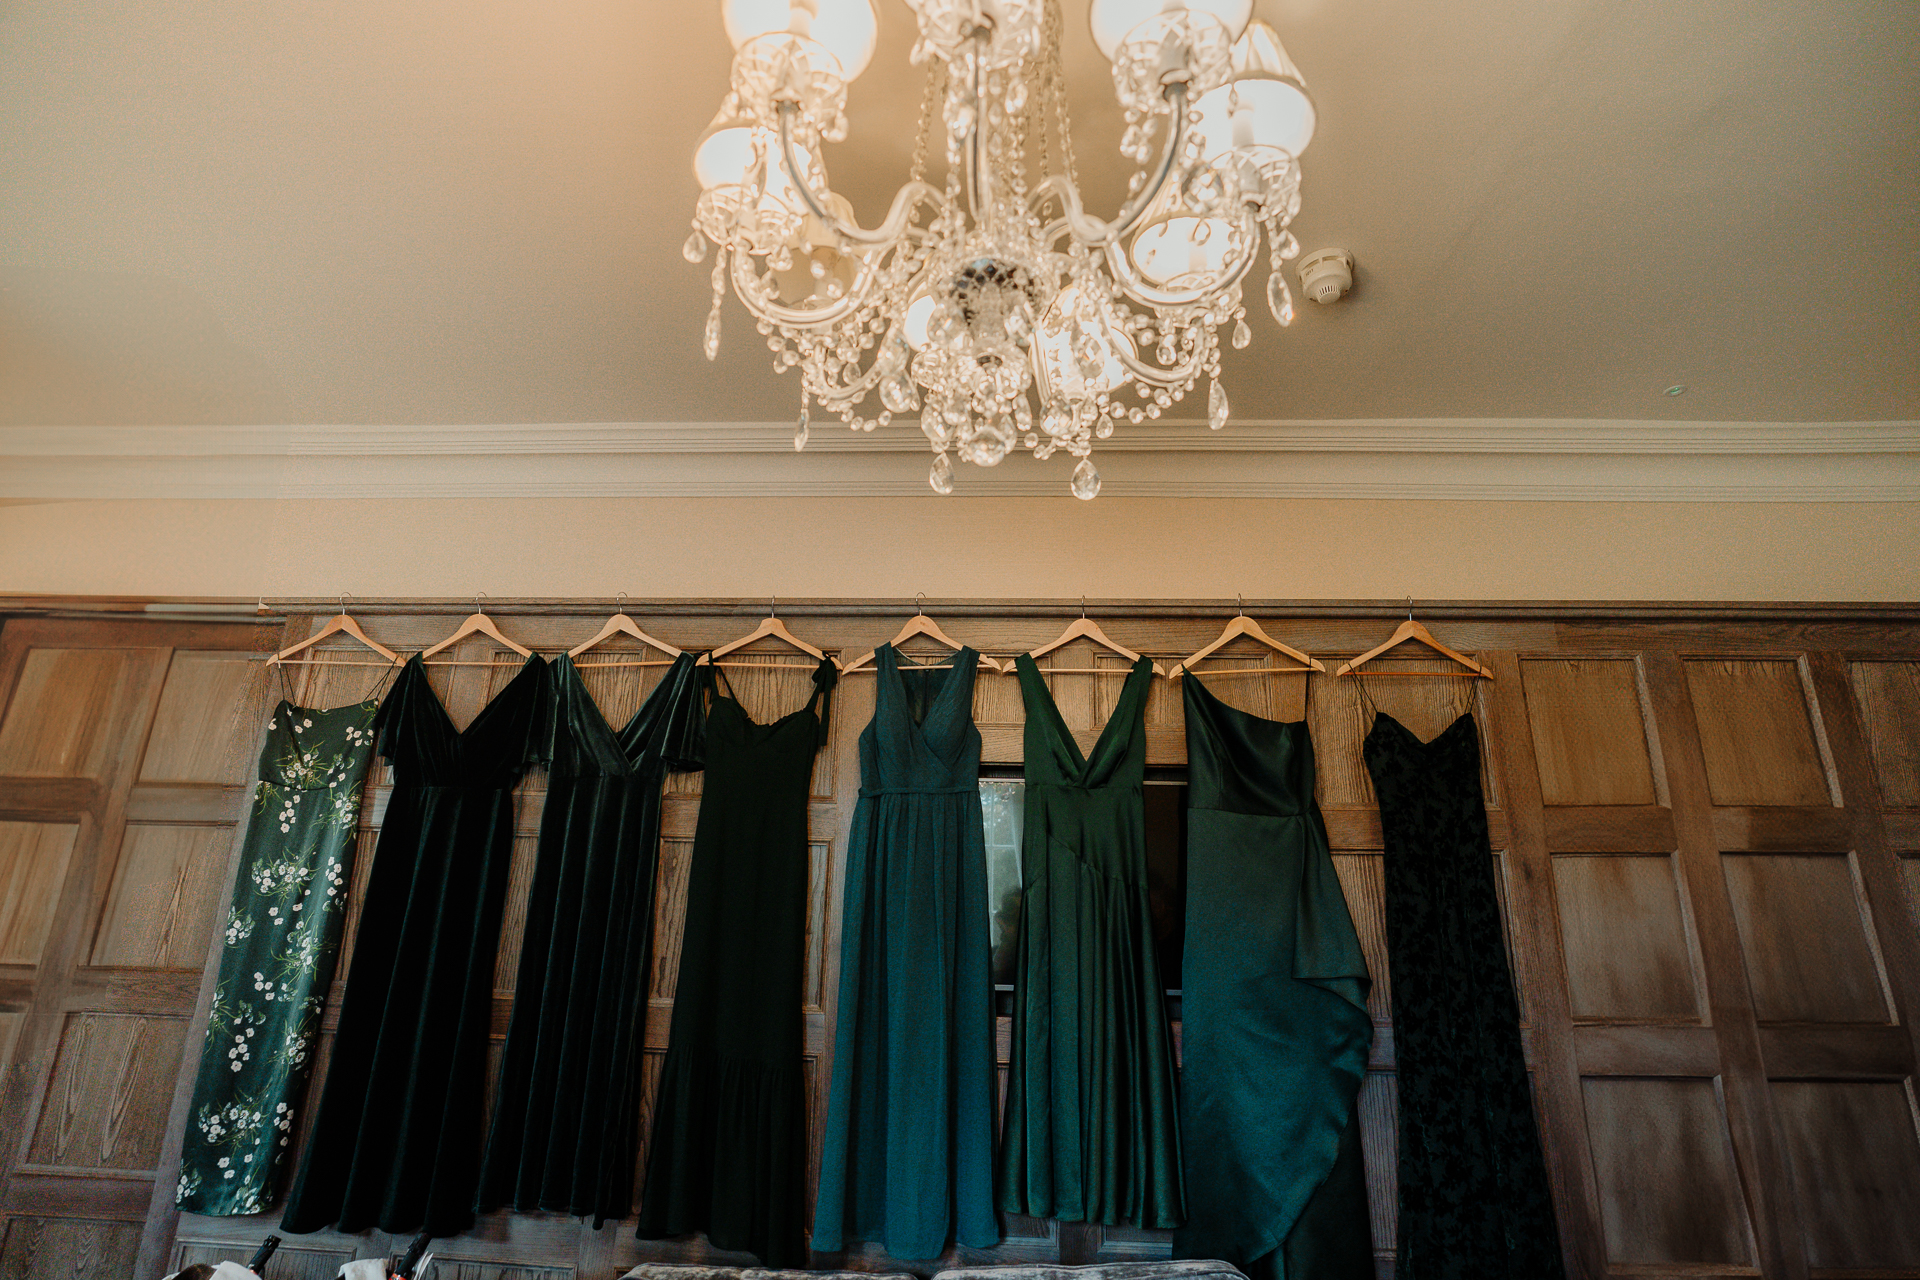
[1581, 1077, 1752, 1264]
[89, 823, 231, 970]
[139, 651, 269, 784]
[1684, 659, 1831, 806]
[0, 647, 160, 778]
[0, 1217, 142, 1280]
[1521, 659, 1657, 806]
[26, 1012, 189, 1169]
[1552, 855, 1700, 1022]
[1722, 854, 1891, 1024]
[0, 822, 79, 965]
[1850, 660, 1920, 808]
[1772, 1080, 1920, 1269]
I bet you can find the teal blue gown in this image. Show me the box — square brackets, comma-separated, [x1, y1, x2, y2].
[1174, 675, 1374, 1278]
[813, 644, 999, 1258]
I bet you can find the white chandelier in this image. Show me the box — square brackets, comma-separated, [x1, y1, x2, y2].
[685, 0, 1317, 498]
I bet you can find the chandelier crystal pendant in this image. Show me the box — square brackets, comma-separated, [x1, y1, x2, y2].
[686, 0, 1318, 498]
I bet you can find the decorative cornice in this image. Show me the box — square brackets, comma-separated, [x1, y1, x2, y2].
[3, 420, 1916, 500]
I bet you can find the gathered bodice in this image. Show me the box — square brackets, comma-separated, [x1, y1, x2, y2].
[1182, 674, 1316, 817]
[376, 654, 551, 790]
[858, 644, 981, 796]
[1014, 654, 1153, 791]
[546, 652, 704, 779]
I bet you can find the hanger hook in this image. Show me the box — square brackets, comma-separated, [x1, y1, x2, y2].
[339, 592, 349, 614]
[916, 592, 926, 615]
[1407, 595, 1414, 621]
[770, 595, 777, 618]
[475, 591, 487, 612]
[617, 591, 628, 607]
[1081, 595, 1087, 619]
[1237, 593, 1245, 617]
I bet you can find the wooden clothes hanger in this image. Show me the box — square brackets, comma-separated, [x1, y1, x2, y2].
[421, 594, 533, 662]
[701, 597, 835, 669]
[1021, 600, 1166, 677]
[568, 594, 683, 668]
[843, 596, 1003, 673]
[267, 596, 400, 668]
[1171, 597, 1326, 679]
[1335, 600, 1493, 679]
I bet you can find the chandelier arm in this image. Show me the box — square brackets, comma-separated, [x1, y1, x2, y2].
[776, 101, 948, 247]
[965, 28, 988, 222]
[1112, 323, 1209, 387]
[729, 246, 884, 328]
[1027, 81, 1191, 248]
[1100, 202, 1263, 310]
[809, 343, 896, 409]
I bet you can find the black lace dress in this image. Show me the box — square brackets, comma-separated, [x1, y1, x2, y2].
[1362, 707, 1565, 1280]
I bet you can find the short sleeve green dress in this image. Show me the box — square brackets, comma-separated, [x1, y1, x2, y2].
[998, 654, 1185, 1230]
[176, 695, 384, 1216]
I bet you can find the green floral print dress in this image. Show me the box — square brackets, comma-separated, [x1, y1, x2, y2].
[175, 697, 382, 1216]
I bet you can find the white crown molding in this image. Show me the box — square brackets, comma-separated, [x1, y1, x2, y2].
[3, 420, 1917, 500]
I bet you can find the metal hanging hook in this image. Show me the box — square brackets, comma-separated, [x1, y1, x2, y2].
[1081, 595, 1087, 618]
[339, 592, 349, 614]
[1407, 596, 1415, 621]
[1237, 593, 1245, 617]
[476, 591, 487, 610]
[769, 595, 777, 618]
[617, 591, 628, 607]
[916, 592, 927, 614]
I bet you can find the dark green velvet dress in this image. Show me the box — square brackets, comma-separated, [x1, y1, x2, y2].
[999, 654, 1184, 1230]
[281, 653, 551, 1237]
[813, 644, 999, 1259]
[1174, 675, 1374, 1279]
[477, 652, 705, 1225]
[637, 656, 836, 1267]
[1363, 709, 1566, 1280]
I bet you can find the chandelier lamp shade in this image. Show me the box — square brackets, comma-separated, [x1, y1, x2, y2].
[683, 0, 1320, 498]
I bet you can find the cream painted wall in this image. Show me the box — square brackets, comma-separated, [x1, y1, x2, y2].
[0, 496, 1913, 602]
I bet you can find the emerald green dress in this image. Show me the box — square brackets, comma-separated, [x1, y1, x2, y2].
[176, 695, 384, 1216]
[1174, 675, 1374, 1279]
[813, 644, 999, 1259]
[999, 654, 1185, 1230]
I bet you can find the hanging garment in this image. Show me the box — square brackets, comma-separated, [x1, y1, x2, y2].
[176, 694, 386, 1215]
[476, 652, 705, 1225]
[813, 644, 998, 1260]
[998, 654, 1184, 1230]
[637, 655, 836, 1267]
[1362, 704, 1566, 1280]
[1173, 675, 1374, 1279]
[280, 653, 551, 1237]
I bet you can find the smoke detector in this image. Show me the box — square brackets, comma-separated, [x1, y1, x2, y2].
[1297, 248, 1354, 303]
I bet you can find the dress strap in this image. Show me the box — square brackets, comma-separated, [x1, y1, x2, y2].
[1353, 673, 1379, 728]
[365, 654, 405, 705]
[701, 652, 738, 702]
[806, 655, 837, 721]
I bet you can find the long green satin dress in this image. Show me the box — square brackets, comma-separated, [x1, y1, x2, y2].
[1174, 675, 1375, 1279]
[814, 644, 999, 1259]
[999, 654, 1184, 1230]
[477, 652, 705, 1226]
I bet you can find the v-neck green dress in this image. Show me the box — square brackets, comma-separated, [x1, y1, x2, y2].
[477, 652, 705, 1226]
[998, 654, 1185, 1230]
[813, 644, 998, 1259]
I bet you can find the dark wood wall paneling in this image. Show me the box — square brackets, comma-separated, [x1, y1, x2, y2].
[0, 603, 1915, 1280]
